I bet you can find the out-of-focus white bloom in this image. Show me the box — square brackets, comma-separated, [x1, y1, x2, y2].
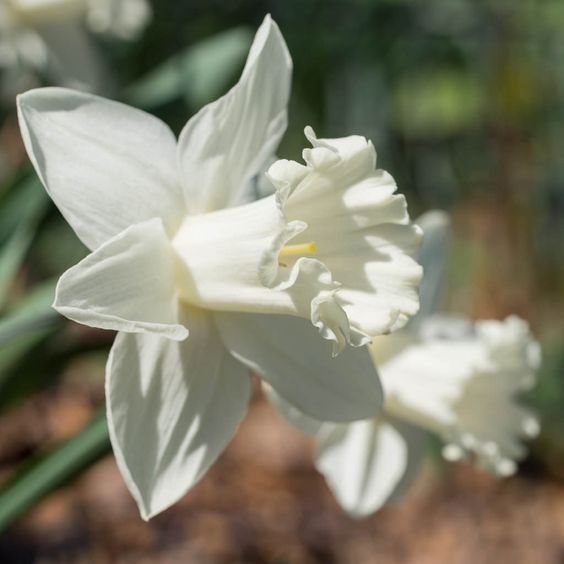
[0, 1, 49, 94]
[5, 0, 84, 24]
[17, 16, 422, 519]
[85, 0, 151, 40]
[376, 314, 540, 477]
[269, 211, 541, 518]
[0, 0, 150, 98]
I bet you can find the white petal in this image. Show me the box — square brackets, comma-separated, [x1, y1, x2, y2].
[265, 383, 426, 514]
[106, 307, 251, 519]
[178, 15, 292, 213]
[411, 210, 450, 326]
[316, 418, 426, 517]
[215, 312, 383, 422]
[54, 218, 188, 340]
[17, 87, 184, 251]
[263, 383, 325, 435]
[380, 339, 475, 428]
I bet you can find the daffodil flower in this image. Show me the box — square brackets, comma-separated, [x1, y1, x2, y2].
[85, 0, 151, 40]
[269, 211, 540, 518]
[0, 0, 150, 99]
[17, 16, 423, 519]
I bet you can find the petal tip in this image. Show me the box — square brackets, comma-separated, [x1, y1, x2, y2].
[304, 125, 316, 141]
[170, 325, 190, 341]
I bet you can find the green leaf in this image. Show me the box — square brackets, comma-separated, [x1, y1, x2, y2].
[0, 177, 50, 309]
[0, 278, 59, 348]
[126, 26, 253, 110]
[0, 279, 60, 388]
[0, 409, 110, 532]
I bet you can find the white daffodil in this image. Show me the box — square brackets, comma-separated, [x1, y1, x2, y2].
[85, 0, 151, 40]
[0, 0, 150, 99]
[17, 16, 423, 519]
[268, 211, 540, 518]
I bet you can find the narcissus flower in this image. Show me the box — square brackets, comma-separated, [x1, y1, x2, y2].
[269, 212, 540, 517]
[0, 0, 150, 98]
[17, 16, 423, 519]
[85, 0, 151, 40]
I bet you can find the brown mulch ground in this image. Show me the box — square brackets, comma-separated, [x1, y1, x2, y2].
[0, 381, 563, 564]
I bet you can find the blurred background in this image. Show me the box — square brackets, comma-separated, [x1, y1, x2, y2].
[0, 0, 563, 562]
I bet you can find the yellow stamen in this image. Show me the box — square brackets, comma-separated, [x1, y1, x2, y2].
[279, 241, 316, 258]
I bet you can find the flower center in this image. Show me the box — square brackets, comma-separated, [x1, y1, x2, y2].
[279, 241, 316, 258]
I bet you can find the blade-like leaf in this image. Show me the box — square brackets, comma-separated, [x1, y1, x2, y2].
[126, 26, 253, 110]
[0, 409, 110, 532]
[0, 279, 61, 393]
[0, 278, 59, 349]
[0, 177, 50, 308]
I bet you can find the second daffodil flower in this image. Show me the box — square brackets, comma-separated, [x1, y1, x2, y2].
[268, 212, 541, 518]
[0, 0, 150, 99]
[17, 16, 423, 519]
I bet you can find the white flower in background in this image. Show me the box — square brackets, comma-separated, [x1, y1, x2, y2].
[17, 16, 423, 519]
[0, 0, 150, 98]
[268, 211, 541, 518]
[379, 314, 540, 474]
[85, 0, 151, 40]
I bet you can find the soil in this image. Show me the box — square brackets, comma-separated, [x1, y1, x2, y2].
[0, 381, 563, 564]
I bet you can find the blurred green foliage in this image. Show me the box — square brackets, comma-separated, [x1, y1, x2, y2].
[0, 0, 562, 532]
[0, 410, 109, 531]
[126, 26, 254, 109]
